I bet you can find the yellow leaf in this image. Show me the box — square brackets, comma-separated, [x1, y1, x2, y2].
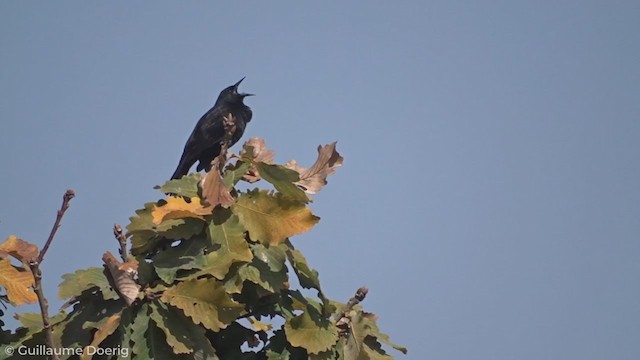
[81, 313, 122, 360]
[232, 190, 319, 246]
[248, 316, 272, 332]
[152, 196, 213, 225]
[0, 258, 37, 305]
[0, 235, 39, 264]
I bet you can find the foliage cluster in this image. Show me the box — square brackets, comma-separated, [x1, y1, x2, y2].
[0, 139, 406, 359]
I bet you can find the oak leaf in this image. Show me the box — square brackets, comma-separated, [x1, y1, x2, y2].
[232, 190, 319, 246]
[240, 137, 275, 183]
[152, 196, 213, 225]
[344, 310, 408, 359]
[160, 277, 244, 332]
[156, 174, 201, 198]
[256, 163, 309, 202]
[285, 142, 343, 194]
[284, 310, 338, 354]
[0, 235, 38, 265]
[196, 210, 253, 280]
[58, 267, 119, 301]
[0, 258, 37, 305]
[201, 162, 235, 208]
[80, 313, 122, 360]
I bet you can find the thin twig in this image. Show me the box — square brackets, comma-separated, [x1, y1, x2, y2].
[28, 189, 75, 360]
[37, 189, 75, 263]
[28, 263, 57, 359]
[113, 224, 128, 262]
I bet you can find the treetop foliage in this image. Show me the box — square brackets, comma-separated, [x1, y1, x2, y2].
[0, 137, 406, 359]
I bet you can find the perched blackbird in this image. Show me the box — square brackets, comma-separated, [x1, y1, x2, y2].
[171, 78, 253, 180]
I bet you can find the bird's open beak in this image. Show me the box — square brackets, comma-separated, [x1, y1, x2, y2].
[234, 77, 254, 97]
[234, 77, 246, 88]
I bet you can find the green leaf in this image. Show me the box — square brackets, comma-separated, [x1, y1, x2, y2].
[137, 258, 159, 286]
[113, 308, 135, 360]
[128, 202, 161, 254]
[284, 310, 338, 355]
[131, 303, 188, 360]
[344, 310, 407, 359]
[223, 161, 251, 187]
[128, 201, 204, 256]
[14, 312, 65, 330]
[263, 329, 291, 360]
[149, 300, 217, 357]
[208, 322, 258, 359]
[256, 163, 309, 202]
[160, 278, 244, 332]
[359, 312, 407, 355]
[224, 259, 288, 295]
[127, 202, 158, 233]
[232, 190, 319, 246]
[286, 246, 321, 291]
[158, 218, 205, 241]
[196, 209, 253, 280]
[309, 349, 337, 360]
[289, 290, 323, 315]
[61, 298, 125, 349]
[9, 310, 76, 356]
[362, 336, 394, 360]
[58, 267, 119, 301]
[130, 303, 151, 358]
[252, 243, 287, 272]
[152, 236, 207, 284]
[155, 174, 202, 198]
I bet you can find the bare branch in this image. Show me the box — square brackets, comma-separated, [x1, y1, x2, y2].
[28, 189, 75, 360]
[38, 189, 75, 263]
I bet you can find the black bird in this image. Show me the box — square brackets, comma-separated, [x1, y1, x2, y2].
[171, 78, 253, 180]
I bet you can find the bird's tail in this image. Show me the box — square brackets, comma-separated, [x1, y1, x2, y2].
[170, 159, 190, 180]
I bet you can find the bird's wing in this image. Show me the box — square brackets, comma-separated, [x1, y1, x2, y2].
[183, 106, 227, 156]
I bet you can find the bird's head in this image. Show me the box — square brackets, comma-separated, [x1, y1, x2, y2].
[217, 77, 254, 105]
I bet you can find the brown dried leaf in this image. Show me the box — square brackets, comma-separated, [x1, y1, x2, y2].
[201, 159, 235, 207]
[152, 196, 214, 224]
[102, 251, 140, 306]
[0, 235, 39, 265]
[240, 137, 275, 183]
[241, 170, 261, 184]
[241, 137, 275, 164]
[285, 142, 343, 194]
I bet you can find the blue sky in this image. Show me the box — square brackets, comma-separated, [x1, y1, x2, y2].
[1, 1, 639, 359]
